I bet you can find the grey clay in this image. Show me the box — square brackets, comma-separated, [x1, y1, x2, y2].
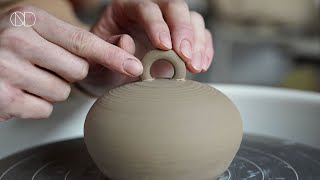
[84, 50, 243, 180]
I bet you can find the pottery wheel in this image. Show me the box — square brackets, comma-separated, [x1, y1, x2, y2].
[1, 135, 320, 180]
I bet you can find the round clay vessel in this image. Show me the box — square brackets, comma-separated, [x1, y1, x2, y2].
[84, 50, 243, 180]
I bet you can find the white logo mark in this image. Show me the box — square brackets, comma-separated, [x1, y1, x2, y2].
[10, 11, 36, 27]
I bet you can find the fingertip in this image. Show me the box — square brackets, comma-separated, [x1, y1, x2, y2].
[186, 61, 200, 73]
[205, 47, 214, 71]
[16, 93, 53, 119]
[202, 55, 210, 72]
[205, 29, 214, 59]
[37, 102, 53, 119]
[119, 34, 136, 55]
[179, 39, 193, 61]
[108, 34, 136, 55]
[204, 29, 214, 71]
[159, 32, 172, 50]
[205, 29, 212, 39]
[122, 58, 143, 77]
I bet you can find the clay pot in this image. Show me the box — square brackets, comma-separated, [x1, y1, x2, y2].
[84, 50, 242, 180]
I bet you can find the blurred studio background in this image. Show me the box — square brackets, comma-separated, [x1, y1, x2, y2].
[75, 0, 320, 92]
[2, 0, 319, 92]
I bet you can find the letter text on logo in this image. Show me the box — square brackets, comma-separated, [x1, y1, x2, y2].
[10, 11, 36, 27]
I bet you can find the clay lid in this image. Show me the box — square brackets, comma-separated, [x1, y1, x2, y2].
[84, 50, 242, 179]
[97, 50, 220, 107]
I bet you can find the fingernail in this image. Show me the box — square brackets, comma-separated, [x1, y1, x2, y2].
[204, 56, 210, 71]
[159, 32, 172, 49]
[180, 39, 192, 59]
[191, 52, 202, 71]
[207, 55, 213, 69]
[123, 59, 143, 76]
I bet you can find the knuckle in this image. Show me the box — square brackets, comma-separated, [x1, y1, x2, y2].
[0, 27, 18, 42]
[0, 52, 8, 75]
[190, 11, 204, 21]
[54, 84, 71, 102]
[44, 79, 71, 102]
[37, 105, 53, 119]
[190, 11, 205, 29]
[51, 85, 71, 102]
[78, 62, 89, 80]
[136, 0, 158, 11]
[167, 0, 189, 10]
[70, 61, 89, 82]
[69, 29, 92, 53]
[0, 27, 31, 49]
[0, 84, 23, 120]
[0, 27, 17, 37]
[20, 103, 53, 119]
[0, 83, 20, 107]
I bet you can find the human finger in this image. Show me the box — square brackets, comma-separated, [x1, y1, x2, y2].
[12, 6, 143, 77]
[0, 27, 89, 82]
[107, 34, 136, 55]
[158, 0, 196, 71]
[0, 51, 71, 102]
[190, 11, 206, 72]
[204, 29, 214, 71]
[117, 0, 172, 50]
[0, 81, 52, 120]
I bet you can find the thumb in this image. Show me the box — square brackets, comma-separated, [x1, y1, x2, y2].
[107, 34, 136, 55]
[90, 5, 123, 41]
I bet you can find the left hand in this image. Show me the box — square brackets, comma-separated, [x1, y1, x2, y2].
[78, 0, 214, 96]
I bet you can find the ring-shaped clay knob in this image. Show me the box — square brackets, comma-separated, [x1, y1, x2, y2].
[140, 50, 187, 81]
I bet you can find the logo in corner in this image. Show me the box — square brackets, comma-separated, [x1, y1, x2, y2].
[10, 11, 36, 27]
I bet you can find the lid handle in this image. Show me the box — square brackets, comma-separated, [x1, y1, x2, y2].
[140, 50, 186, 81]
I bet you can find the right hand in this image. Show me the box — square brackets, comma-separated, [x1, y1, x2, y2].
[0, 6, 143, 121]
